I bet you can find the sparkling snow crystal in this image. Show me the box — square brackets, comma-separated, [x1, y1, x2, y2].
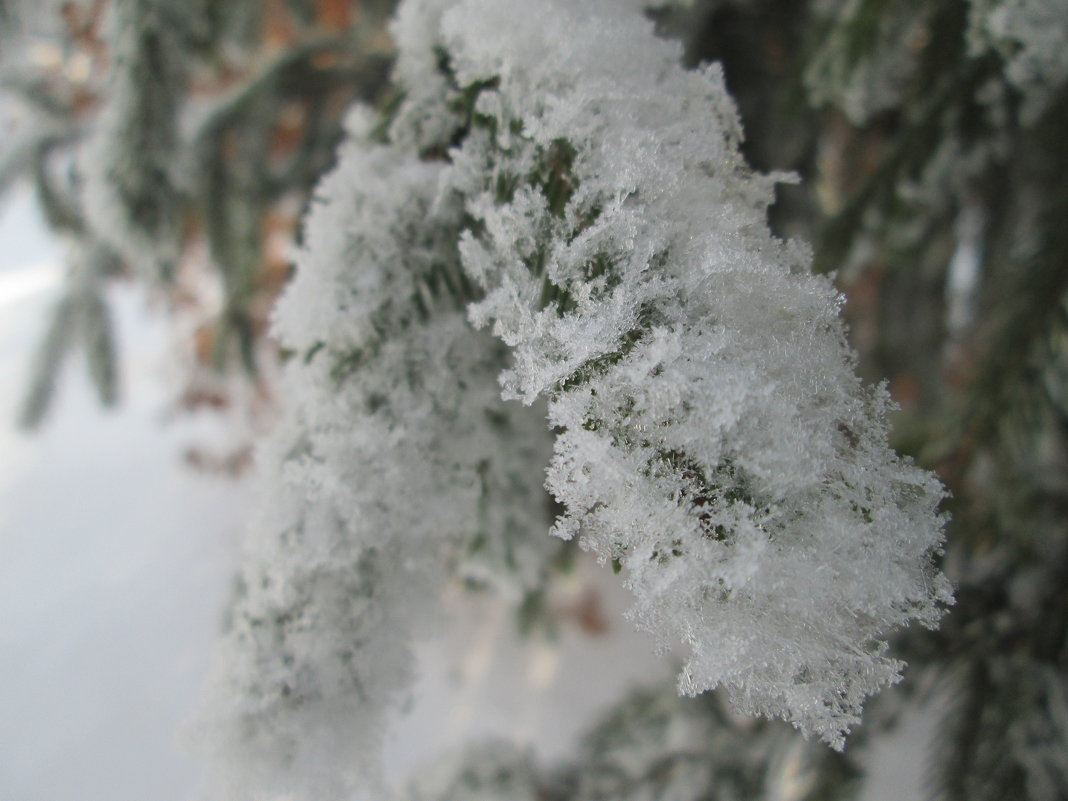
[206, 0, 953, 793]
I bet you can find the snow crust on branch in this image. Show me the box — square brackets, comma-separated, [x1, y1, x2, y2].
[205, 0, 952, 792]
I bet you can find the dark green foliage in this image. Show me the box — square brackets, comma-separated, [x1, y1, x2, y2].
[19, 293, 81, 430]
[106, 0, 187, 280]
[528, 138, 578, 218]
[19, 245, 123, 429]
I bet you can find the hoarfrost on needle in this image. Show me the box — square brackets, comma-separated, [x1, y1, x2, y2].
[203, 0, 953, 796]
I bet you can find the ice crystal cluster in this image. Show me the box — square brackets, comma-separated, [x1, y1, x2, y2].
[206, 0, 952, 792]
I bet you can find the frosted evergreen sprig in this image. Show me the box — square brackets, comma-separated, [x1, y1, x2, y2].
[429, 0, 951, 747]
[209, 0, 953, 792]
[81, 0, 186, 282]
[204, 119, 558, 799]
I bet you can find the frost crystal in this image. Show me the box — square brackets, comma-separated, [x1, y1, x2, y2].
[206, 0, 952, 791]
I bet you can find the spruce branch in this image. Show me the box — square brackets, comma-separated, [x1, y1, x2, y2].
[203, 4, 954, 796]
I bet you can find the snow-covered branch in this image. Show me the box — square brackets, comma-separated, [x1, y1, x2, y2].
[205, 0, 953, 794]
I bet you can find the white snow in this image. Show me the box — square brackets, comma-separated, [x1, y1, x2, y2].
[0, 192, 247, 801]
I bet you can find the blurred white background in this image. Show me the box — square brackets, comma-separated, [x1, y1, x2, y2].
[0, 188, 248, 801]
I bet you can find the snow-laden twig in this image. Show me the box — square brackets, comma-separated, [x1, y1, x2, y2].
[205, 0, 952, 795]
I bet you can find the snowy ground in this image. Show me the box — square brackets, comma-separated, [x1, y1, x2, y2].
[0, 192, 249, 801]
[0, 191, 933, 801]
